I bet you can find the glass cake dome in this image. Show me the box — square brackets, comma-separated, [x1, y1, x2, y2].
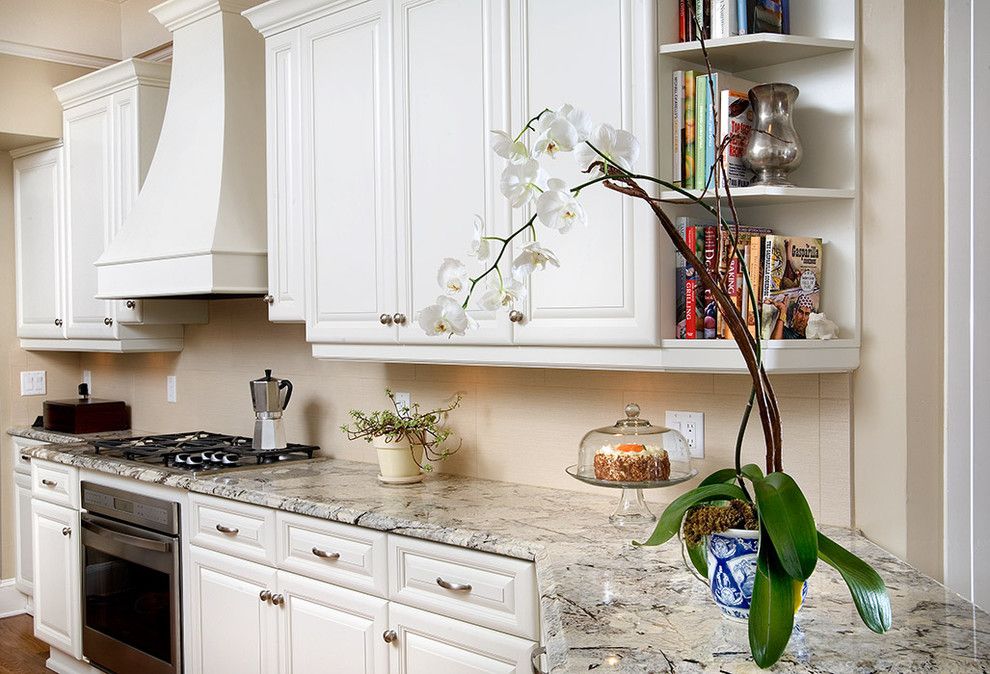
[567, 403, 697, 526]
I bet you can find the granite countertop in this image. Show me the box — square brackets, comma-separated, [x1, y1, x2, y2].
[10, 427, 990, 673]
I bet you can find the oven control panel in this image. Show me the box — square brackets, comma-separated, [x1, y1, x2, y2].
[81, 482, 179, 536]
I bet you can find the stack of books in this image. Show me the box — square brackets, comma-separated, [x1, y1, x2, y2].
[672, 70, 756, 190]
[675, 217, 825, 341]
[677, 0, 791, 42]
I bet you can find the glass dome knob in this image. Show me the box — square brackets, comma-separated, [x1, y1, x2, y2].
[625, 403, 640, 418]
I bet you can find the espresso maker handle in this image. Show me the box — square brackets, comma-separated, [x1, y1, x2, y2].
[279, 379, 293, 410]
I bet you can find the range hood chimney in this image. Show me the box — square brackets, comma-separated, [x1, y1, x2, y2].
[96, 0, 267, 299]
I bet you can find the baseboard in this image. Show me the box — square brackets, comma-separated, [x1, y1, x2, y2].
[45, 649, 102, 674]
[0, 578, 27, 618]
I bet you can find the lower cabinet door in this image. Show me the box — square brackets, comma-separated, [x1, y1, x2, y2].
[31, 498, 80, 657]
[188, 546, 279, 674]
[14, 473, 33, 597]
[277, 570, 388, 674]
[387, 603, 538, 674]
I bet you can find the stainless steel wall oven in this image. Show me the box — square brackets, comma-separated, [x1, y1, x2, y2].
[80, 482, 181, 674]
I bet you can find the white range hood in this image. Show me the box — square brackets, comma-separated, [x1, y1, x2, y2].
[96, 0, 267, 299]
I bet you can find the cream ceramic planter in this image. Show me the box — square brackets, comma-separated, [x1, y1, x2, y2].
[373, 435, 424, 484]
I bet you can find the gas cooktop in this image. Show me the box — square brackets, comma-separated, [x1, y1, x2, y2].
[93, 431, 319, 473]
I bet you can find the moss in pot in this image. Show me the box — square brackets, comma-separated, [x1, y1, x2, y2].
[341, 389, 462, 484]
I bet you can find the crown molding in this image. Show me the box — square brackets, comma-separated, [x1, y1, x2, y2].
[54, 58, 171, 109]
[0, 39, 117, 69]
[151, 0, 264, 32]
[243, 0, 368, 37]
[8, 139, 63, 160]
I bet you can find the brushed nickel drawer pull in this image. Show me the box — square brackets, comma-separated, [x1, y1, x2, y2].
[215, 524, 239, 535]
[436, 577, 472, 592]
[41, 479, 57, 488]
[312, 547, 340, 560]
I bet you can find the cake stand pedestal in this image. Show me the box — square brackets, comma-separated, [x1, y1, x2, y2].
[565, 465, 699, 527]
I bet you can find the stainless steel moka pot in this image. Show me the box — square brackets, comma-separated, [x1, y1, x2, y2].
[250, 369, 293, 450]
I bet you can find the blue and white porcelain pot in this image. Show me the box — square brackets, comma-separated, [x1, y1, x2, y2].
[707, 529, 807, 621]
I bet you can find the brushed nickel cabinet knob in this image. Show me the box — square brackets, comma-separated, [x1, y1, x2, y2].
[104, 317, 113, 326]
[263, 294, 274, 305]
[382, 630, 397, 644]
[392, 313, 407, 325]
[61, 527, 71, 537]
[271, 593, 284, 607]
[508, 310, 524, 323]
[54, 319, 63, 327]
[125, 300, 136, 309]
[259, 590, 271, 602]
[380, 313, 393, 325]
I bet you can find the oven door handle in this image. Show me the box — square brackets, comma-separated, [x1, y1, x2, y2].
[81, 516, 173, 553]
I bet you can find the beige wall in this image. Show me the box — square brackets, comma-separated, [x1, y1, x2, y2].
[0, 0, 121, 60]
[120, 0, 171, 58]
[855, 0, 945, 579]
[0, 54, 94, 147]
[70, 300, 853, 524]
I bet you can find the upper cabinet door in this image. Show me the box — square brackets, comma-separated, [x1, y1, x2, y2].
[393, 0, 513, 345]
[13, 147, 65, 339]
[62, 98, 115, 339]
[509, 0, 660, 347]
[265, 30, 306, 323]
[303, 1, 399, 344]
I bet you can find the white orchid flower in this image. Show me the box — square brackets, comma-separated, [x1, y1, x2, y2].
[436, 258, 469, 296]
[534, 104, 593, 157]
[489, 130, 529, 163]
[511, 241, 560, 280]
[417, 296, 474, 337]
[575, 123, 640, 175]
[469, 215, 491, 261]
[536, 178, 588, 234]
[478, 276, 528, 311]
[500, 159, 545, 208]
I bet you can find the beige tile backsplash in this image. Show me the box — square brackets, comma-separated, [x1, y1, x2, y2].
[68, 300, 854, 527]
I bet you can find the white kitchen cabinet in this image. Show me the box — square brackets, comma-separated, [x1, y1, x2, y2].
[299, 0, 400, 344]
[263, 29, 306, 322]
[188, 546, 279, 674]
[12, 58, 206, 353]
[388, 603, 537, 674]
[31, 498, 81, 658]
[279, 569, 389, 674]
[12, 144, 64, 340]
[391, 0, 513, 345]
[14, 472, 34, 600]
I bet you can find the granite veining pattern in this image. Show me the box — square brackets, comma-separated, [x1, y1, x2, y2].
[13, 433, 990, 673]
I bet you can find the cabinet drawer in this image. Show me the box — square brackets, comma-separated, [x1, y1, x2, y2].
[276, 512, 388, 598]
[388, 535, 539, 640]
[31, 461, 78, 508]
[188, 493, 277, 566]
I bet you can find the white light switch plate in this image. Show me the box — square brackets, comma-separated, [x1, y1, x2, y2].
[665, 410, 705, 459]
[166, 375, 177, 403]
[20, 371, 46, 396]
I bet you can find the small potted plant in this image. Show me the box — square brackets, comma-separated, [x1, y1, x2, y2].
[341, 389, 462, 484]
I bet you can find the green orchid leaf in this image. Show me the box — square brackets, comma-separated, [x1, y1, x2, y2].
[748, 534, 796, 669]
[699, 467, 739, 487]
[752, 472, 818, 580]
[818, 532, 892, 633]
[740, 463, 765, 483]
[634, 483, 747, 547]
[686, 539, 708, 578]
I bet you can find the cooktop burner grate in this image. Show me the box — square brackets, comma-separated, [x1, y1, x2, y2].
[93, 431, 318, 471]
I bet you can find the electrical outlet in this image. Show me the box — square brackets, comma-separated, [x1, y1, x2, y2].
[166, 376, 177, 403]
[665, 410, 705, 459]
[19, 371, 46, 396]
[393, 391, 411, 413]
[82, 370, 92, 393]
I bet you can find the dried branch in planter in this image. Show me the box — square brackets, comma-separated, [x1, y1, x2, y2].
[683, 500, 759, 547]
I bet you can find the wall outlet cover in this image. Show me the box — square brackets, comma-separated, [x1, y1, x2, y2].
[19, 371, 46, 396]
[665, 410, 705, 459]
[82, 370, 92, 393]
[166, 375, 177, 403]
[393, 391, 411, 414]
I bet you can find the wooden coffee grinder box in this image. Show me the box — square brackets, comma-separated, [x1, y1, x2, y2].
[43, 384, 129, 434]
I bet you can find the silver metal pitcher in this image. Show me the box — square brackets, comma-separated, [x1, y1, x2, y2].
[743, 83, 803, 187]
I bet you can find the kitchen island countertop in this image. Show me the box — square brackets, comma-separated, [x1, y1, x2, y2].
[10, 426, 990, 673]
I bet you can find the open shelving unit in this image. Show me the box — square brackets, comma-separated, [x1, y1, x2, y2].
[655, 0, 860, 373]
